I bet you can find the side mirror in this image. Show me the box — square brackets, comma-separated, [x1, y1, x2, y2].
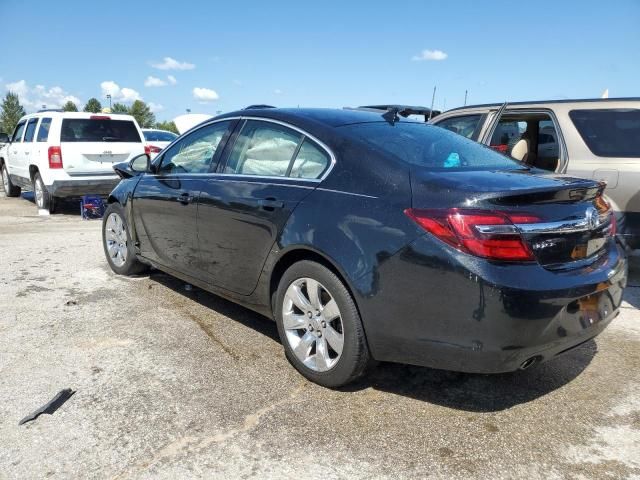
[113, 154, 153, 179]
[130, 153, 152, 173]
[0, 133, 9, 143]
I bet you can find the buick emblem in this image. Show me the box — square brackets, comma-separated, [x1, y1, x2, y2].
[585, 207, 599, 230]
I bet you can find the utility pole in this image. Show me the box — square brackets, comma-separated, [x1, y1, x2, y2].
[106, 94, 112, 109]
[428, 86, 437, 120]
[464, 90, 468, 106]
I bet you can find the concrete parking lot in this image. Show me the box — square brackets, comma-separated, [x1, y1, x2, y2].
[0, 192, 639, 480]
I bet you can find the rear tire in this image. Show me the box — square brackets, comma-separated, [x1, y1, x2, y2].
[1, 164, 21, 197]
[102, 202, 147, 276]
[33, 172, 56, 213]
[275, 260, 372, 388]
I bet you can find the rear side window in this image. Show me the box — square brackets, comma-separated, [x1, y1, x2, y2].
[569, 109, 640, 158]
[224, 121, 303, 177]
[23, 118, 38, 142]
[289, 139, 330, 179]
[36, 118, 52, 142]
[60, 118, 141, 143]
[435, 114, 482, 139]
[341, 122, 524, 171]
[12, 121, 26, 142]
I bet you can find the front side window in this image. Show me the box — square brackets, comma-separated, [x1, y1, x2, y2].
[61, 118, 141, 143]
[341, 122, 523, 171]
[434, 114, 482, 139]
[36, 118, 52, 142]
[23, 118, 38, 142]
[12, 121, 26, 143]
[158, 121, 230, 174]
[569, 109, 640, 158]
[224, 120, 303, 177]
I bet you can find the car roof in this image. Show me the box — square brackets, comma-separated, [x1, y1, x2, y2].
[445, 97, 640, 112]
[214, 107, 418, 128]
[20, 111, 136, 120]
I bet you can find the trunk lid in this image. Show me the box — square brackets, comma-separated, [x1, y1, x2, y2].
[410, 168, 614, 267]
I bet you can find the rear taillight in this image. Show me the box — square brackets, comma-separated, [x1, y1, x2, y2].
[48, 146, 63, 169]
[405, 208, 540, 261]
[145, 144, 162, 154]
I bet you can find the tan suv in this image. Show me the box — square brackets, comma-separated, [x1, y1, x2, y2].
[430, 98, 640, 250]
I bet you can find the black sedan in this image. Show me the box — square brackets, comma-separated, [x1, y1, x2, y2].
[102, 108, 627, 387]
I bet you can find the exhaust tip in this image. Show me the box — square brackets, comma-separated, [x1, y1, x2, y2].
[519, 356, 542, 370]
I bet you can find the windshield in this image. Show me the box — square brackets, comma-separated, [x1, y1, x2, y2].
[143, 130, 178, 142]
[569, 109, 640, 158]
[61, 119, 141, 143]
[340, 122, 524, 171]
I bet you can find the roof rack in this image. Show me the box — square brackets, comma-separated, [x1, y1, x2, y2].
[37, 108, 64, 113]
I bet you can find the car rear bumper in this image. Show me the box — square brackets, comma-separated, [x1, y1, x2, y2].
[48, 178, 120, 197]
[357, 235, 628, 373]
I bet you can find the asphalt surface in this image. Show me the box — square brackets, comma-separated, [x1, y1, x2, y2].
[0, 191, 639, 480]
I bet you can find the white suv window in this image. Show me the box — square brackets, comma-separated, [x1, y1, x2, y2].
[12, 121, 26, 142]
[23, 118, 38, 142]
[36, 118, 52, 142]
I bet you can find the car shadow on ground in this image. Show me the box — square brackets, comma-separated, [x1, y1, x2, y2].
[21, 191, 100, 217]
[148, 271, 598, 412]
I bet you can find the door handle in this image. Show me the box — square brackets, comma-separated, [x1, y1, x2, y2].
[258, 197, 284, 211]
[25, 151, 30, 155]
[176, 192, 192, 205]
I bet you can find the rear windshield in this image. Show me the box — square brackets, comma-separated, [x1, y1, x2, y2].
[143, 130, 178, 142]
[569, 109, 640, 158]
[61, 119, 141, 143]
[340, 122, 524, 171]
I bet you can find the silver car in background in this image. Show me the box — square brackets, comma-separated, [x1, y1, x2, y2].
[430, 98, 640, 250]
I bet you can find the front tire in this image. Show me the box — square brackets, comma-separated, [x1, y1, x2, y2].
[33, 172, 56, 213]
[275, 260, 372, 388]
[1, 164, 21, 197]
[102, 203, 147, 276]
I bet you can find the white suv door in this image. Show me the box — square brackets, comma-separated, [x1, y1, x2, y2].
[20, 118, 39, 180]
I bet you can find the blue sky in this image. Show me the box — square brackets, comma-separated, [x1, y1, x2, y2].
[0, 0, 638, 121]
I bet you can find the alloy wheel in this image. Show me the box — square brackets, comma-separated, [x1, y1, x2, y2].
[34, 178, 44, 208]
[282, 277, 344, 372]
[105, 213, 128, 267]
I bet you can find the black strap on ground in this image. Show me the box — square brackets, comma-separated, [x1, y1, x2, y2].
[19, 388, 75, 425]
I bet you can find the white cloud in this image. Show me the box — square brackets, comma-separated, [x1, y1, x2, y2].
[144, 76, 167, 87]
[100, 81, 141, 103]
[274, 89, 283, 95]
[412, 49, 448, 61]
[193, 87, 219, 102]
[151, 56, 195, 70]
[148, 102, 164, 112]
[4, 80, 81, 110]
[167, 75, 177, 85]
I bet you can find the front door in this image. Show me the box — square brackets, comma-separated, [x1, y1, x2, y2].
[132, 120, 234, 277]
[197, 119, 332, 295]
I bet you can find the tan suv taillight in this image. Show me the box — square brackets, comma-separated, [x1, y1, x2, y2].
[48, 146, 63, 169]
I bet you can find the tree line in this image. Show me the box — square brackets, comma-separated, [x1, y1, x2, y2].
[0, 92, 178, 135]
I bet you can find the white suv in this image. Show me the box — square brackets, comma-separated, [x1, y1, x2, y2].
[0, 111, 146, 212]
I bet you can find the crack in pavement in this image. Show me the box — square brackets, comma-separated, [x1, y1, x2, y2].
[111, 382, 307, 479]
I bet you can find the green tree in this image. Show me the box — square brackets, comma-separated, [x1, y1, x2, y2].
[129, 100, 156, 128]
[155, 120, 179, 134]
[0, 92, 26, 135]
[83, 98, 102, 113]
[62, 100, 78, 112]
[111, 103, 129, 114]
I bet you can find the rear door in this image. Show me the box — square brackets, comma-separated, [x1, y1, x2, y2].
[197, 119, 332, 295]
[565, 107, 640, 246]
[132, 120, 234, 278]
[19, 118, 39, 179]
[60, 116, 144, 176]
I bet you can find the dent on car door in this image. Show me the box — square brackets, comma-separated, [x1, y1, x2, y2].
[197, 119, 332, 295]
[132, 120, 234, 278]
